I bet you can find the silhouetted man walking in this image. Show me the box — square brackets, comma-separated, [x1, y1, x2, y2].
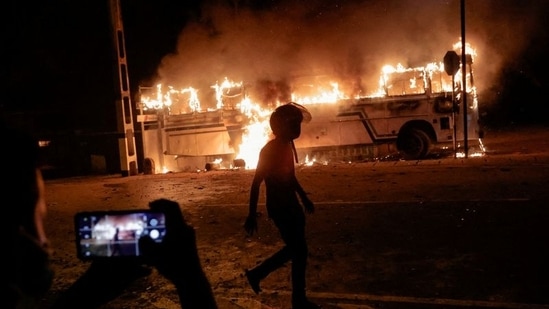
[244, 102, 320, 309]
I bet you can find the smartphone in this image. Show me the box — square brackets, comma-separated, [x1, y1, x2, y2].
[74, 210, 167, 260]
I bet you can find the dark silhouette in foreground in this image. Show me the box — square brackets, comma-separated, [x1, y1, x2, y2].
[53, 199, 218, 309]
[2, 121, 217, 309]
[53, 199, 217, 309]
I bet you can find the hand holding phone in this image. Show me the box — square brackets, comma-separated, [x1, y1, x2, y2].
[74, 210, 166, 260]
[138, 199, 199, 276]
[74, 199, 218, 308]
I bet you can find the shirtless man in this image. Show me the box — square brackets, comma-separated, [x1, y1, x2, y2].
[244, 102, 320, 309]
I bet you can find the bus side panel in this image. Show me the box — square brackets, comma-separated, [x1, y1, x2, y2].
[142, 128, 163, 174]
[297, 103, 375, 149]
[297, 117, 374, 149]
[166, 128, 235, 156]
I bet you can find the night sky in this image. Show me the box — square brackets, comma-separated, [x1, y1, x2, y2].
[3, 0, 549, 133]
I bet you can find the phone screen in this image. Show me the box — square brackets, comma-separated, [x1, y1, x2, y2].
[74, 210, 166, 260]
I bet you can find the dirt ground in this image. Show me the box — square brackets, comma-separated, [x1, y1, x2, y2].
[38, 123, 549, 309]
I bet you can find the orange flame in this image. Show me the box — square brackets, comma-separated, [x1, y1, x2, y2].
[142, 43, 478, 169]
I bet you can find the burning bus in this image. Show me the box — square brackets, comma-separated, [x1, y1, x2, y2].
[136, 46, 483, 174]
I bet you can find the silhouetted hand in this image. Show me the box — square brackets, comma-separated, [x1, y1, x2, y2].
[139, 199, 200, 281]
[244, 214, 258, 236]
[139, 198, 218, 309]
[302, 196, 315, 214]
[51, 260, 150, 308]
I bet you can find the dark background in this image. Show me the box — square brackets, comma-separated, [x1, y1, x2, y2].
[3, 0, 199, 132]
[3, 0, 548, 176]
[2, 0, 199, 176]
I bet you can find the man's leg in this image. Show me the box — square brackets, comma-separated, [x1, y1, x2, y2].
[280, 224, 312, 306]
[275, 211, 319, 308]
[246, 213, 293, 294]
[246, 245, 291, 294]
[288, 239, 320, 308]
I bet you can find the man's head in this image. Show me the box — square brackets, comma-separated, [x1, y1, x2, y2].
[2, 123, 43, 237]
[2, 122, 53, 305]
[269, 102, 311, 141]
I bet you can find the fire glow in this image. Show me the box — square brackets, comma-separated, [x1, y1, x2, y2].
[140, 44, 478, 170]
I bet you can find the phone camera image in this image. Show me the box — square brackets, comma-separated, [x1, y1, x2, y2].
[75, 211, 166, 259]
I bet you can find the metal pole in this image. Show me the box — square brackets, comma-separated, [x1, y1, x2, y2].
[461, 0, 468, 158]
[109, 0, 139, 175]
[452, 75, 457, 158]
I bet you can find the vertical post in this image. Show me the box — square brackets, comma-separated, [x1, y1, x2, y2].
[443, 50, 460, 158]
[452, 75, 457, 158]
[460, 0, 468, 158]
[109, 0, 138, 176]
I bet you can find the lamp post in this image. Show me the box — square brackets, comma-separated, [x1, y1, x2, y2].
[461, 0, 468, 158]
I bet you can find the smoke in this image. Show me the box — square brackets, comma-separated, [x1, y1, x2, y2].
[154, 0, 546, 107]
[464, 1, 547, 99]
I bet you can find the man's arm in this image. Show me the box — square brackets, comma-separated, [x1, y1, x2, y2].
[248, 177, 261, 215]
[245, 154, 266, 236]
[294, 176, 314, 214]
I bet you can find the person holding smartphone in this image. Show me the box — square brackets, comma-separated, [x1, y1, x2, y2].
[2, 121, 217, 309]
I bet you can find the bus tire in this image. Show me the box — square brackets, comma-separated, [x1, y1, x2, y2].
[397, 129, 431, 160]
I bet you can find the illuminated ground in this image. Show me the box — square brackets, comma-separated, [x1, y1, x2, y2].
[39, 124, 549, 309]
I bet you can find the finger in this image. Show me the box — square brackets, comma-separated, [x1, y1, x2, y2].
[138, 236, 160, 265]
[149, 199, 186, 232]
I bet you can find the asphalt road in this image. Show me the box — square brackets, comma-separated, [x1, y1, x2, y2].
[40, 125, 549, 309]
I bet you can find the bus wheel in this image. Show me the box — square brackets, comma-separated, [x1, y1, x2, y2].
[397, 129, 431, 160]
